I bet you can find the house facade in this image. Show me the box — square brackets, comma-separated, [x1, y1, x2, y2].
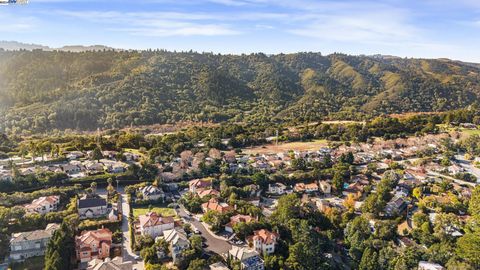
[229, 246, 264, 270]
[75, 228, 112, 263]
[138, 211, 175, 238]
[163, 228, 190, 263]
[24, 195, 60, 215]
[201, 198, 232, 214]
[247, 229, 279, 255]
[9, 223, 59, 261]
[139, 185, 165, 202]
[267, 183, 286, 195]
[78, 196, 109, 219]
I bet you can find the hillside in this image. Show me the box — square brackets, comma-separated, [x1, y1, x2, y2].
[0, 50, 479, 134]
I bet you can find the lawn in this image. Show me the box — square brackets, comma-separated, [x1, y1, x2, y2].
[132, 205, 176, 218]
[10, 256, 45, 270]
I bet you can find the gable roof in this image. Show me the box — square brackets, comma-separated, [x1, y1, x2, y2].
[139, 212, 175, 228]
[78, 197, 107, 209]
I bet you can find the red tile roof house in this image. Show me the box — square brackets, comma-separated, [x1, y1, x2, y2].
[201, 198, 233, 214]
[136, 211, 175, 238]
[75, 228, 112, 263]
[189, 178, 212, 193]
[197, 189, 220, 199]
[225, 214, 255, 233]
[247, 229, 279, 255]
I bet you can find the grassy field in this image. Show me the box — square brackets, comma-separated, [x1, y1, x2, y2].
[243, 139, 328, 155]
[132, 205, 176, 218]
[438, 124, 480, 138]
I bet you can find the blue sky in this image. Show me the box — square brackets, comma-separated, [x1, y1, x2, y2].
[1, 0, 480, 61]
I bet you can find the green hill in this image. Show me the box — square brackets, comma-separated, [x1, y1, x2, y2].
[0, 50, 479, 134]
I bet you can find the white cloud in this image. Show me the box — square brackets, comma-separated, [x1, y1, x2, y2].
[56, 10, 241, 36]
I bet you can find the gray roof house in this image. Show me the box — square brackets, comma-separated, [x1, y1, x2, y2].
[9, 223, 59, 261]
[78, 196, 109, 220]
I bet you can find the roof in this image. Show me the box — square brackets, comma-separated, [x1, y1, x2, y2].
[197, 189, 220, 198]
[25, 195, 59, 210]
[229, 246, 259, 261]
[140, 185, 164, 195]
[76, 228, 112, 247]
[78, 197, 107, 209]
[202, 198, 232, 213]
[139, 212, 175, 228]
[249, 229, 279, 245]
[163, 228, 189, 246]
[10, 223, 59, 243]
[209, 262, 230, 270]
[87, 256, 132, 270]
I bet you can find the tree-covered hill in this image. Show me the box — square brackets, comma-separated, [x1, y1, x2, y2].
[0, 50, 479, 134]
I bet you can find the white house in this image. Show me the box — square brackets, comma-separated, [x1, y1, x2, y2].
[25, 195, 60, 215]
[138, 212, 175, 238]
[77, 196, 109, 219]
[162, 228, 190, 263]
[267, 183, 286, 195]
[139, 185, 165, 202]
[418, 261, 445, 270]
[228, 246, 264, 270]
[247, 229, 279, 255]
[319, 181, 332, 194]
[10, 223, 59, 261]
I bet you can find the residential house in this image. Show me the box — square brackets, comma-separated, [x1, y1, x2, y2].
[267, 183, 286, 195]
[84, 161, 105, 175]
[77, 196, 109, 219]
[137, 212, 175, 238]
[319, 181, 331, 194]
[75, 228, 112, 263]
[342, 182, 365, 198]
[189, 178, 212, 193]
[87, 257, 132, 270]
[209, 262, 230, 270]
[228, 246, 264, 270]
[62, 163, 82, 174]
[9, 223, 59, 261]
[247, 229, 279, 255]
[201, 198, 232, 214]
[418, 261, 445, 270]
[197, 189, 220, 199]
[448, 164, 464, 175]
[225, 214, 255, 233]
[162, 228, 190, 263]
[384, 195, 408, 217]
[24, 195, 60, 215]
[294, 182, 318, 193]
[67, 151, 84, 160]
[139, 185, 165, 202]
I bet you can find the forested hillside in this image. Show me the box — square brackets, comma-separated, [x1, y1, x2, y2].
[1, 50, 479, 134]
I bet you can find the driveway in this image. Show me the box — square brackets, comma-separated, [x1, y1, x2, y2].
[177, 205, 231, 256]
[121, 193, 144, 270]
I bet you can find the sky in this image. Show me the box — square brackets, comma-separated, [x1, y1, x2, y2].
[1, 0, 480, 62]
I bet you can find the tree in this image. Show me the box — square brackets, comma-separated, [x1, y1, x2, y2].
[359, 247, 379, 270]
[92, 146, 103, 161]
[456, 231, 480, 268]
[413, 187, 423, 200]
[187, 259, 207, 270]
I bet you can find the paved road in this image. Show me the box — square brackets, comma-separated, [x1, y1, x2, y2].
[427, 170, 477, 187]
[455, 154, 480, 183]
[121, 193, 144, 270]
[177, 205, 231, 256]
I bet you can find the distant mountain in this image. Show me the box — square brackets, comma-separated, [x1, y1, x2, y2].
[0, 41, 50, 51]
[0, 41, 116, 52]
[0, 49, 479, 133]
